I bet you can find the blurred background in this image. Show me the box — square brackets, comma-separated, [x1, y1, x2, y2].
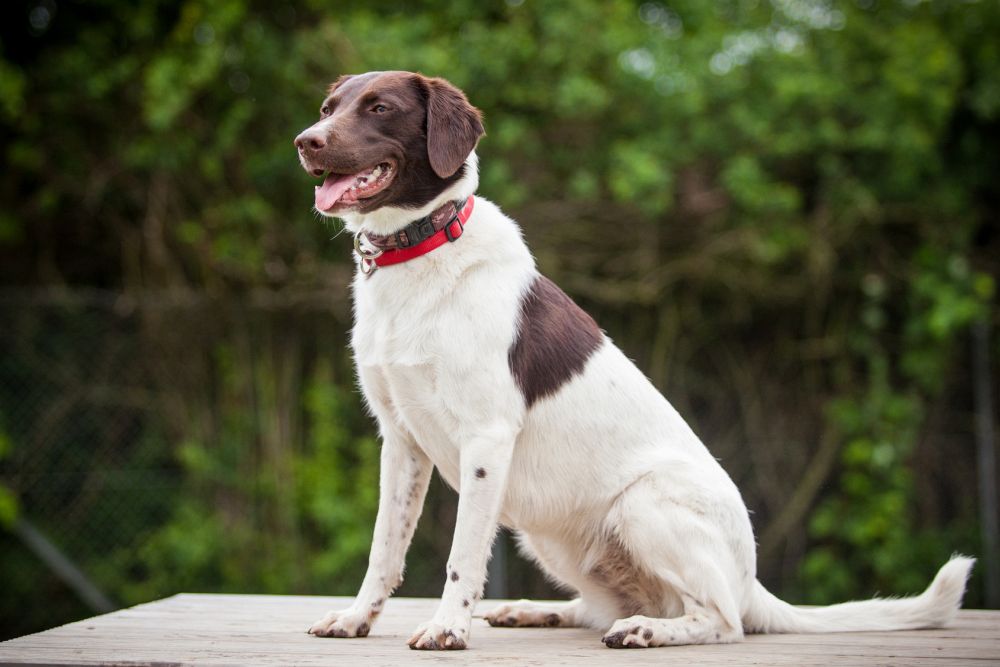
[1, 0, 998, 641]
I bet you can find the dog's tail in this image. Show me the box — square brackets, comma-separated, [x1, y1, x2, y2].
[742, 556, 975, 634]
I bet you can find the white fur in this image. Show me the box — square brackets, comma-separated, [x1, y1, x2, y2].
[307, 150, 975, 649]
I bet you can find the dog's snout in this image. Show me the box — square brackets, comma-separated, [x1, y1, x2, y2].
[294, 129, 327, 152]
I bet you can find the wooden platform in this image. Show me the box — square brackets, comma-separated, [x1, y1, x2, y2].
[1, 594, 998, 666]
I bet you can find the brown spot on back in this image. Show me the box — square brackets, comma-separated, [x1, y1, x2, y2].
[508, 275, 603, 408]
[475, 467, 486, 479]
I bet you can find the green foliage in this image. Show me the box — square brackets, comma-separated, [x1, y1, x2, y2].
[296, 362, 380, 583]
[0, 431, 17, 527]
[802, 233, 992, 601]
[92, 353, 378, 605]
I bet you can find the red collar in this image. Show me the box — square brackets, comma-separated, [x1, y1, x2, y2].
[355, 196, 475, 274]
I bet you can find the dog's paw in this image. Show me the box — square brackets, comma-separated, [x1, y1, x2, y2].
[602, 616, 655, 649]
[308, 608, 372, 638]
[484, 601, 564, 627]
[407, 619, 469, 650]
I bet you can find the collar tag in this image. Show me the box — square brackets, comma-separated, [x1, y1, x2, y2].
[353, 230, 384, 276]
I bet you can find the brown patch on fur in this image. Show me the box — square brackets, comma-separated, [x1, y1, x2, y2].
[326, 74, 353, 96]
[450, 571, 460, 582]
[508, 275, 603, 408]
[475, 467, 486, 479]
[588, 539, 663, 618]
[421, 77, 484, 178]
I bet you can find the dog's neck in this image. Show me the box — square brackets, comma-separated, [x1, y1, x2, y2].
[339, 152, 480, 237]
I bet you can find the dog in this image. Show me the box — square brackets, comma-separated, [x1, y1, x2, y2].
[293, 70, 974, 650]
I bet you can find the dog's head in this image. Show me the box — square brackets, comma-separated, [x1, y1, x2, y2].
[294, 71, 484, 224]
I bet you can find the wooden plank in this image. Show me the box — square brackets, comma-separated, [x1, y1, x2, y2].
[1, 595, 997, 667]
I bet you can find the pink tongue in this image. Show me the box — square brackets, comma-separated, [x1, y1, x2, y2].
[315, 173, 355, 211]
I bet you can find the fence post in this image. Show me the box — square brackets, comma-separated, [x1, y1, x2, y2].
[14, 519, 117, 614]
[973, 318, 999, 608]
[487, 530, 508, 599]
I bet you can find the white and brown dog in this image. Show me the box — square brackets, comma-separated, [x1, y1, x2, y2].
[294, 71, 974, 650]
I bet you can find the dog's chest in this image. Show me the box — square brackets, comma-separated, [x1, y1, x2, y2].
[357, 351, 466, 488]
[350, 271, 489, 488]
[371, 361, 464, 483]
[349, 226, 535, 490]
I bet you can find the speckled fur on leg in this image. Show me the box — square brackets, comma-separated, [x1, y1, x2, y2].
[602, 595, 742, 648]
[484, 599, 585, 628]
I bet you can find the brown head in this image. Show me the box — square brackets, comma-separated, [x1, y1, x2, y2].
[294, 71, 484, 217]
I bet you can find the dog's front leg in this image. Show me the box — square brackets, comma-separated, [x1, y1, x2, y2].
[408, 423, 515, 650]
[309, 427, 432, 638]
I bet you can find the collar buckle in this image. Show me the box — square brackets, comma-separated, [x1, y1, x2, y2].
[443, 215, 464, 242]
[395, 216, 436, 248]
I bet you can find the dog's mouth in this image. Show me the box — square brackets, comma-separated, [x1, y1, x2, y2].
[314, 161, 396, 212]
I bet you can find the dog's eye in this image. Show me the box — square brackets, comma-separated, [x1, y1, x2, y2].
[320, 106, 331, 117]
[371, 104, 389, 114]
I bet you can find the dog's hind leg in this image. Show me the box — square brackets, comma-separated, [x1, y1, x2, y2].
[483, 530, 631, 631]
[598, 468, 753, 648]
[601, 592, 742, 648]
[484, 598, 585, 627]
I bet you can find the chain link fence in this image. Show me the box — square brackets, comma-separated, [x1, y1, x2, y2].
[0, 289, 542, 640]
[0, 288, 375, 638]
[1, 287, 992, 640]
[1, 290, 172, 637]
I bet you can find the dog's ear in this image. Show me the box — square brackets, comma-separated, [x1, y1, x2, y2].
[327, 74, 352, 95]
[421, 76, 485, 179]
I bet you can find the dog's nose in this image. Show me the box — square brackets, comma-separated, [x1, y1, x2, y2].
[294, 129, 326, 152]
